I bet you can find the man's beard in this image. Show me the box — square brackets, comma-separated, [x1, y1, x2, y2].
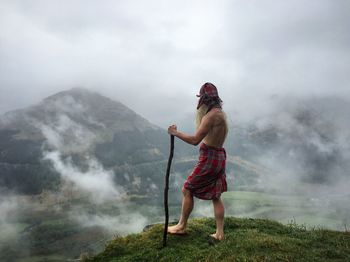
[195, 104, 209, 130]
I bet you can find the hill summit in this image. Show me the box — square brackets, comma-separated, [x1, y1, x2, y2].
[88, 217, 350, 261]
[1, 87, 159, 134]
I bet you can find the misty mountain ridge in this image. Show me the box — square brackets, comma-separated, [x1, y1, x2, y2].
[0, 87, 160, 139]
[232, 95, 350, 186]
[0, 88, 175, 195]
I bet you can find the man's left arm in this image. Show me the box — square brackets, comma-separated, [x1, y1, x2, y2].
[168, 114, 212, 146]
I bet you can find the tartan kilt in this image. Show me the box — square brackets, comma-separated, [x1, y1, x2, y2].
[183, 143, 227, 200]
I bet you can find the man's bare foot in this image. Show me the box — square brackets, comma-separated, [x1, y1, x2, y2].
[210, 233, 224, 241]
[168, 224, 187, 235]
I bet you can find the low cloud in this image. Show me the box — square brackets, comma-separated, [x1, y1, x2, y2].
[236, 96, 350, 196]
[35, 97, 98, 154]
[30, 95, 126, 203]
[44, 151, 125, 203]
[0, 195, 18, 240]
[70, 209, 148, 235]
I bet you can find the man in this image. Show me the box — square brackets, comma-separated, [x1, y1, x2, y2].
[167, 82, 228, 241]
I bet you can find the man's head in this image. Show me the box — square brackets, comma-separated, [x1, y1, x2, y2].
[195, 82, 223, 130]
[196, 82, 223, 110]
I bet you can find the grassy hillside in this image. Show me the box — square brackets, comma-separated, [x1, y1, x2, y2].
[88, 217, 350, 262]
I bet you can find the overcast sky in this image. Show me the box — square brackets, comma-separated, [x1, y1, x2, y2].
[0, 0, 349, 127]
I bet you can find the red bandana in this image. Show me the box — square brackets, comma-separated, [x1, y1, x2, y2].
[196, 82, 223, 110]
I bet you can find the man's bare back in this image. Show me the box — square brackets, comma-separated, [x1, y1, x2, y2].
[203, 108, 228, 148]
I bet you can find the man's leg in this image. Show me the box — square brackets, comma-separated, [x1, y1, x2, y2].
[168, 187, 193, 234]
[211, 197, 225, 240]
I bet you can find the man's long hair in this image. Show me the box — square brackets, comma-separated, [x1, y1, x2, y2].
[195, 104, 209, 130]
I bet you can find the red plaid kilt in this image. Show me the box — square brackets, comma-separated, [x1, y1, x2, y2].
[183, 143, 227, 200]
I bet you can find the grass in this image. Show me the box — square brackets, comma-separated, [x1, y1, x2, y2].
[88, 217, 350, 262]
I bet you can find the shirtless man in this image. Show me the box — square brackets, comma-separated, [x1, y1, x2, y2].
[168, 82, 228, 241]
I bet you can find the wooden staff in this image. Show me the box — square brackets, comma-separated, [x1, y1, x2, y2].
[163, 135, 174, 247]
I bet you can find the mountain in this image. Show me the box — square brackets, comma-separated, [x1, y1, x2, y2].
[0, 88, 176, 195]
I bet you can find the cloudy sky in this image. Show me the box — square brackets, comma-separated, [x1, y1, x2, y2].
[0, 0, 349, 127]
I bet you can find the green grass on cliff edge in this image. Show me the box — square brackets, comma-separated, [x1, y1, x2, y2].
[87, 217, 350, 262]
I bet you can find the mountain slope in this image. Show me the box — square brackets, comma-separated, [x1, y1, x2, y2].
[88, 217, 350, 261]
[0, 88, 172, 194]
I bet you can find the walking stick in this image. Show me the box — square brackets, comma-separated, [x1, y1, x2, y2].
[163, 135, 174, 247]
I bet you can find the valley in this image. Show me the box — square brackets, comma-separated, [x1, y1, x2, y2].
[1, 188, 349, 262]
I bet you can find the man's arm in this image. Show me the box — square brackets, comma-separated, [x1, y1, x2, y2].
[168, 114, 212, 146]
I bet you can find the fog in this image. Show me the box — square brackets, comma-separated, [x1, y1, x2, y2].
[36, 103, 148, 227]
[0, 0, 349, 127]
[44, 151, 125, 203]
[248, 96, 350, 188]
[0, 195, 18, 239]
[70, 208, 148, 234]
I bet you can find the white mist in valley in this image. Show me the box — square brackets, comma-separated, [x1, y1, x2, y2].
[226, 95, 350, 230]
[43, 151, 125, 203]
[70, 208, 148, 234]
[34, 96, 150, 234]
[0, 195, 19, 242]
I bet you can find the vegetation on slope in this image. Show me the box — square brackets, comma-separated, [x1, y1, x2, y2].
[88, 217, 350, 261]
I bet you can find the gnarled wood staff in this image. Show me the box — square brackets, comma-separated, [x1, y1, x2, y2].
[163, 135, 174, 247]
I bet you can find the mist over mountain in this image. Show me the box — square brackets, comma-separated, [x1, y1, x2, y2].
[231, 95, 350, 192]
[0, 88, 192, 195]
